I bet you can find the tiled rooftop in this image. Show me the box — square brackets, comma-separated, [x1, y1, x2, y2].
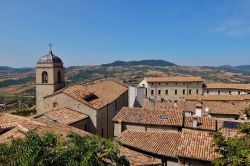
[113, 107, 183, 127]
[119, 130, 180, 158]
[184, 100, 246, 115]
[184, 95, 245, 101]
[119, 146, 161, 166]
[0, 113, 90, 143]
[184, 116, 217, 131]
[176, 129, 216, 161]
[56, 78, 128, 110]
[144, 76, 203, 83]
[38, 107, 88, 125]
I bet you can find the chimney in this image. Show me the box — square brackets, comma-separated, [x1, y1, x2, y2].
[193, 120, 198, 127]
[195, 102, 202, 116]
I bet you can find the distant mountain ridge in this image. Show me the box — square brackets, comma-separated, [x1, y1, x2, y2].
[0, 66, 33, 74]
[101, 60, 177, 67]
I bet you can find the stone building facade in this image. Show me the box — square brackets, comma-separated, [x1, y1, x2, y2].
[203, 83, 250, 96]
[139, 77, 203, 101]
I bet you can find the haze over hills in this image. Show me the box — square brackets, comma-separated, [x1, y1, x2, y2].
[1, 59, 250, 96]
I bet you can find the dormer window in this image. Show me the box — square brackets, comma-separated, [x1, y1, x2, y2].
[42, 71, 48, 83]
[84, 93, 98, 102]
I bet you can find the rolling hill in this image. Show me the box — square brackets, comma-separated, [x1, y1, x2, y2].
[1, 60, 250, 96]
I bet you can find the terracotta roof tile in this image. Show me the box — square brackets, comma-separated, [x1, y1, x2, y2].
[119, 146, 161, 166]
[184, 95, 244, 101]
[0, 113, 90, 143]
[176, 129, 216, 161]
[119, 130, 180, 158]
[184, 116, 217, 131]
[40, 107, 88, 125]
[113, 107, 183, 127]
[184, 99, 246, 115]
[61, 78, 128, 110]
[144, 76, 203, 83]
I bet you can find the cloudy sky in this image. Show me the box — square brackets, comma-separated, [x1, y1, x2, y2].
[0, 0, 250, 67]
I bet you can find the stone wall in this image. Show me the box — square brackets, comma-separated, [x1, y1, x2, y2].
[96, 91, 129, 138]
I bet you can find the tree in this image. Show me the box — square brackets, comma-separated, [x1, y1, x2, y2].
[0, 132, 130, 166]
[212, 122, 250, 166]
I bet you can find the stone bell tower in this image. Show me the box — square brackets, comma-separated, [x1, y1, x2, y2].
[36, 46, 65, 112]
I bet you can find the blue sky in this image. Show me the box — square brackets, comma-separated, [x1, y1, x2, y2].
[1, 0, 250, 67]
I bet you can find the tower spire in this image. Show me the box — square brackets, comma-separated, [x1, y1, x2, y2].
[48, 42, 53, 52]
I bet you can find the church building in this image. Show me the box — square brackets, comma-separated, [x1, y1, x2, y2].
[35, 49, 128, 138]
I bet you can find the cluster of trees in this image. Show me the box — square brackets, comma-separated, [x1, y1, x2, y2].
[0, 132, 129, 166]
[212, 122, 250, 166]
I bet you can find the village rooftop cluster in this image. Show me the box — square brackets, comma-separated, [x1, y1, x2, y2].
[0, 50, 249, 166]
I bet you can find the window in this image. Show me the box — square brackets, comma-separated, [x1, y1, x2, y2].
[189, 89, 192, 95]
[165, 90, 168, 95]
[196, 89, 199, 94]
[238, 91, 241, 95]
[159, 83, 161, 85]
[151, 83, 154, 85]
[207, 90, 209, 94]
[158, 90, 161, 95]
[183, 83, 185, 85]
[151, 90, 154, 95]
[58, 71, 62, 83]
[42, 71, 48, 83]
[175, 90, 178, 95]
[183, 89, 185, 95]
[166, 83, 168, 85]
[229, 91, 232, 95]
[218, 91, 220, 95]
[53, 102, 58, 108]
[175, 83, 177, 85]
[84, 93, 98, 102]
[197, 82, 199, 85]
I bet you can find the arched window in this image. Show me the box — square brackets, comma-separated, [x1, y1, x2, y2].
[58, 71, 61, 83]
[42, 71, 48, 83]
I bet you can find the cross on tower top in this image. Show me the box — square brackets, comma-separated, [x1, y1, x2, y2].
[48, 42, 53, 51]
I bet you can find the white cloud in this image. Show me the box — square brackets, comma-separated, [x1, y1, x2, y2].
[211, 16, 250, 37]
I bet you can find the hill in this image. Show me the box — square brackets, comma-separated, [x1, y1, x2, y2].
[1, 60, 250, 96]
[101, 60, 177, 67]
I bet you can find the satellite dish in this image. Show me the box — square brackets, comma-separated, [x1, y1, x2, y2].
[205, 107, 209, 112]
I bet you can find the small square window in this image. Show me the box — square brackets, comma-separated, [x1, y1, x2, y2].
[158, 90, 161, 95]
[166, 90, 168, 95]
[189, 90, 192, 95]
[175, 90, 178, 95]
[196, 89, 199, 94]
[183, 89, 185, 95]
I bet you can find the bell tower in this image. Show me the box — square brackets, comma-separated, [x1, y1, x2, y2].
[36, 45, 65, 112]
